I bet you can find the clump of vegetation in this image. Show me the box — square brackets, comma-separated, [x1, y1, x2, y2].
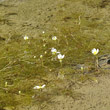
[0, 0, 110, 109]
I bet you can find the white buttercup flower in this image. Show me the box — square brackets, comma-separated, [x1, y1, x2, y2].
[51, 48, 57, 55]
[40, 55, 43, 58]
[44, 51, 47, 54]
[58, 54, 65, 66]
[81, 67, 84, 71]
[57, 54, 65, 60]
[34, 56, 36, 58]
[18, 91, 21, 94]
[51, 48, 60, 55]
[52, 36, 57, 40]
[24, 35, 29, 40]
[42, 31, 45, 34]
[33, 84, 46, 89]
[91, 48, 99, 55]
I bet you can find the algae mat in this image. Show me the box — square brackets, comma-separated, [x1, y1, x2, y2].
[0, 0, 110, 110]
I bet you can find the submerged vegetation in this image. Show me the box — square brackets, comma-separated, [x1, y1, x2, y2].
[0, 0, 110, 109]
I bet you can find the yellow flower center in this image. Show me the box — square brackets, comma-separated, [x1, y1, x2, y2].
[93, 51, 97, 55]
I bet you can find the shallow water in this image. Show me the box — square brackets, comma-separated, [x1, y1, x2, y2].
[0, 0, 110, 110]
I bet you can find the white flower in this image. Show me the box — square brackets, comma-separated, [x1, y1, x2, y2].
[43, 44, 46, 47]
[44, 51, 47, 54]
[34, 56, 36, 58]
[91, 48, 99, 55]
[52, 36, 57, 40]
[51, 48, 57, 55]
[33, 84, 46, 89]
[51, 48, 60, 55]
[81, 67, 84, 71]
[42, 31, 45, 34]
[57, 54, 65, 60]
[18, 91, 21, 94]
[5, 82, 8, 87]
[40, 55, 43, 58]
[24, 35, 29, 40]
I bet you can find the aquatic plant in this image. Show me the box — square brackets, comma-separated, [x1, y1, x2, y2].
[33, 84, 46, 89]
[91, 48, 99, 70]
[57, 54, 65, 67]
[5, 82, 8, 87]
[0, 0, 109, 108]
[81, 66, 84, 74]
[51, 48, 60, 55]
[51, 48, 57, 55]
[24, 35, 29, 40]
[40, 55, 44, 66]
[40, 55, 43, 59]
[34, 56, 36, 58]
[52, 36, 57, 41]
[42, 31, 45, 34]
[18, 91, 21, 94]
[91, 48, 99, 55]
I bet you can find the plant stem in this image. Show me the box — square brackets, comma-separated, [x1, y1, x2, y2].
[60, 60, 62, 67]
[41, 59, 44, 67]
[81, 67, 84, 75]
[95, 56, 98, 70]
